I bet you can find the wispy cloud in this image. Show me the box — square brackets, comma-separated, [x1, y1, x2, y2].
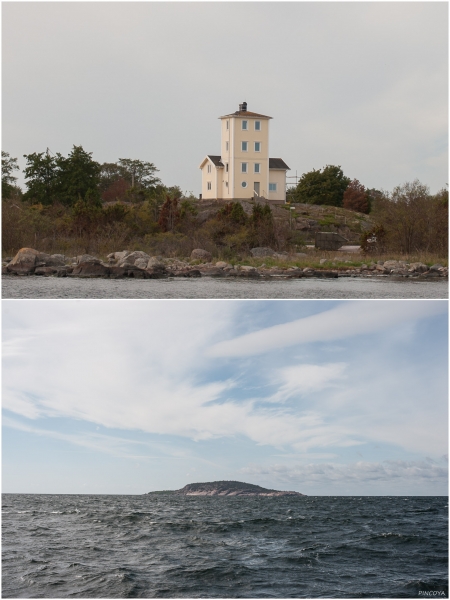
[208, 301, 447, 357]
[2, 301, 448, 466]
[243, 458, 448, 490]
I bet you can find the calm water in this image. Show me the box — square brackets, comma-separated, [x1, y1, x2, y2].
[2, 494, 448, 598]
[2, 276, 448, 299]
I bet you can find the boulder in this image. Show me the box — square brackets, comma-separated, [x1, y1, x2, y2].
[187, 269, 201, 278]
[34, 266, 58, 276]
[127, 267, 149, 279]
[408, 262, 428, 273]
[215, 261, 229, 268]
[146, 256, 167, 277]
[237, 269, 261, 278]
[191, 249, 212, 261]
[134, 258, 149, 269]
[108, 250, 131, 264]
[109, 266, 129, 279]
[199, 267, 226, 277]
[118, 251, 150, 267]
[250, 247, 275, 258]
[430, 263, 444, 272]
[76, 254, 100, 265]
[44, 254, 66, 267]
[7, 248, 41, 274]
[70, 262, 110, 278]
[240, 265, 257, 272]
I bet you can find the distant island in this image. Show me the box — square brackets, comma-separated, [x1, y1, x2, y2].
[147, 480, 305, 497]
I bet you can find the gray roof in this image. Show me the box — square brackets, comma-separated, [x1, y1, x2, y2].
[207, 155, 224, 167]
[269, 158, 290, 170]
[206, 156, 288, 170]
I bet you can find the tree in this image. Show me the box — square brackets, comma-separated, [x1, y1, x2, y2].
[217, 202, 248, 225]
[99, 162, 129, 194]
[56, 145, 101, 206]
[250, 203, 276, 247]
[158, 195, 180, 232]
[371, 179, 448, 254]
[118, 158, 161, 190]
[101, 177, 129, 203]
[343, 179, 370, 213]
[23, 151, 58, 204]
[2, 152, 20, 198]
[292, 165, 350, 207]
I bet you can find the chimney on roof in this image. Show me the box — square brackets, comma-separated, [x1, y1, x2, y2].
[239, 101, 247, 112]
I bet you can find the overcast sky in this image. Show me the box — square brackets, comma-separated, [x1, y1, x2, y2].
[2, 2, 448, 195]
[3, 299, 448, 495]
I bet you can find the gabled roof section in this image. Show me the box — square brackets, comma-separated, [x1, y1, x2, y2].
[220, 110, 272, 119]
[199, 155, 224, 169]
[269, 158, 290, 170]
[208, 155, 224, 167]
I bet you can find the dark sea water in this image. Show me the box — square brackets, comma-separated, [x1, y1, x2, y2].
[2, 276, 448, 299]
[2, 494, 448, 598]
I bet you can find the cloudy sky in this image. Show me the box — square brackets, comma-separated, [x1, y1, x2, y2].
[3, 299, 448, 495]
[2, 2, 448, 195]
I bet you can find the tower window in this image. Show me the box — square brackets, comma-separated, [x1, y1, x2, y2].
[241, 163, 248, 173]
[242, 181, 247, 188]
[254, 142, 261, 152]
[226, 141, 229, 151]
[269, 183, 277, 191]
[226, 120, 229, 130]
[242, 141, 248, 152]
[226, 163, 229, 172]
[207, 164, 211, 173]
[207, 182, 212, 190]
[254, 163, 260, 173]
[255, 121, 261, 131]
[242, 120, 248, 130]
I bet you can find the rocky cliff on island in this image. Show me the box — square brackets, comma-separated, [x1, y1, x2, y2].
[147, 480, 305, 497]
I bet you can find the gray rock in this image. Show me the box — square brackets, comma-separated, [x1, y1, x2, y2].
[109, 266, 128, 279]
[34, 266, 57, 276]
[430, 263, 444, 271]
[240, 265, 257, 272]
[250, 247, 275, 258]
[147, 256, 166, 269]
[134, 258, 149, 269]
[76, 254, 100, 265]
[191, 249, 212, 261]
[237, 270, 261, 278]
[70, 262, 110, 278]
[199, 267, 226, 277]
[122, 250, 150, 265]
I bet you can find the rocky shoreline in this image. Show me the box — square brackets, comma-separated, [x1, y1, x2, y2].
[2, 247, 448, 281]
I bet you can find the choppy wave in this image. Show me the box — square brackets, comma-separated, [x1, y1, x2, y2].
[2, 495, 448, 597]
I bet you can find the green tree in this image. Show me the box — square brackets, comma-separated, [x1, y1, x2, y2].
[217, 202, 248, 225]
[56, 145, 101, 206]
[23, 151, 58, 204]
[118, 158, 161, 190]
[250, 203, 276, 247]
[2, 151, 20, 198]
[292, 165, 350, 207]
